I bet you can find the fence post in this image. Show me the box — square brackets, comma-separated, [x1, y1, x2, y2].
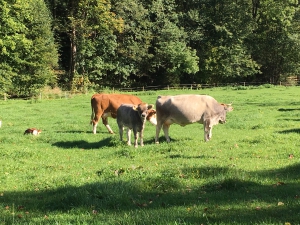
[167, 85, 169, 90]
[190, 84, 192, 90]
[4, 93, 6, 101]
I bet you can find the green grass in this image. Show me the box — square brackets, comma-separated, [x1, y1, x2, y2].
[0, 86, 300, 224]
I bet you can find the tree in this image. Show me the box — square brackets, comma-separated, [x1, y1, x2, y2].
[109, 0, 199, 86]
[0, 0, 58, 96]
[0, 0, 15, 94]
[48, 0, 123, 90]
[112, 0, 153, 86]
[147, 0, 199, 85]
[179, 0, 260, 83]
[250, 0, 300, 83]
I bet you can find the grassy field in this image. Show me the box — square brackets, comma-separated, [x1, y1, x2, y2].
[0, 85, 299, 224]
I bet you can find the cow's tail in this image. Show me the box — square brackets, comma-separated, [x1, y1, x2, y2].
[90, 98, 95, 125]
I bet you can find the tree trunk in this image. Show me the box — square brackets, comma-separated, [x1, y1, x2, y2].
[69, 26, 76, 87]
[252, 0, 259, 19]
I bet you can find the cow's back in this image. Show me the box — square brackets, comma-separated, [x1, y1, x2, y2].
[92, 93, 142, 113]
[108, 94, 142, 110]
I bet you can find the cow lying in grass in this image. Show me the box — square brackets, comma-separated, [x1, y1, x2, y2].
[117, 103, 156, 148]
[24, 128, 42, 135]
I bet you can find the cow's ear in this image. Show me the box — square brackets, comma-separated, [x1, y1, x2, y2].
[226, 104, 233, 112]
[132, 105, 138, 111]
[147, 104, 154, 110]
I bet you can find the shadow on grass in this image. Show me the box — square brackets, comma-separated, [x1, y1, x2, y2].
[278, 108, 300, 111]
[52, 137, 116, 149]
[151, 136, 185, 144]
[167, 154, 205, 159]
[55, 130, 92, 134]
[247, 101, 300, 107]
[278, 118, 300, 122]
[277, 128, 300, 134]
[3, 164, 300, 224]
[55, 130, 112, 135]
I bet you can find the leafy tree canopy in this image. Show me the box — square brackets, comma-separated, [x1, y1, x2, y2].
[0, 0, 58, 96]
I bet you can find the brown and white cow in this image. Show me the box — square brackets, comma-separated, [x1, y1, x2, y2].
[117, 103, 156, 148]
[90, 93, 156, 134]
[155, 94, 233, 143]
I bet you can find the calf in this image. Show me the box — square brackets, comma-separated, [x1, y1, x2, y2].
[117, 103, 155, 148]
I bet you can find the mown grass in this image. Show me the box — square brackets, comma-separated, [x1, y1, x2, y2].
[0, 86, 300, 224]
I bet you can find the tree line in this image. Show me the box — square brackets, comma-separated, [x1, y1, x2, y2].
[1, 0, 300, 96]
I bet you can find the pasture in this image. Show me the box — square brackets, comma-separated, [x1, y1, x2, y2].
[0, 85, 299, 224]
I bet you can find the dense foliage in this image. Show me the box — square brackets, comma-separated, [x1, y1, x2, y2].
[1, 0, 300, 95]
[0, 0, 58, 96]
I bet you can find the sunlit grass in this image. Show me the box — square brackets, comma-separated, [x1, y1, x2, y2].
[0, 86, 300, 224]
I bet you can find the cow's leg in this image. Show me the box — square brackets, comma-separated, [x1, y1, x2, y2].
[102, 116, 114, 134]
[139, 129, 144, 147]
[91, 109, 101, 134]
[133, 129, 139, 148]
[162, 124, 171, 143]
[204, 120, 212, 141]
[126, 128, 132, 146]
[209, 125, 213, 140]
[92, 122, 98, 134]
[118, 124, 124, 142]
[155, 122, 162, 144]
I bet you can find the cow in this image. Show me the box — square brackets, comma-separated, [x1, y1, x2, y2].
[90, 93, 144, 134]
[155, 94, 233, 143]
[117, 103, 156, 148]
[24, 128, 42, 135]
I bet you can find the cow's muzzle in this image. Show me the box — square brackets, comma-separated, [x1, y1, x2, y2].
[141, 113, 147, 118]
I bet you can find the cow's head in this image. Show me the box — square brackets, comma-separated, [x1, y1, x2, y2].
[219, 103, 233, 124]
[146, 109, 157, 125]
[133, 103, 155, 122]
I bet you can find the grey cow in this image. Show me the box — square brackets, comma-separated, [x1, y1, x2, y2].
[117, 103, 156, 147]
[155, 94, 233, 143]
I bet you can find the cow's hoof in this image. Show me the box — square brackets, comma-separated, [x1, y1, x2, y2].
[155, 141, 159, 144]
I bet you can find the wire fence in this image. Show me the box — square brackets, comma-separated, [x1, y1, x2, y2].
[116, 80, 299, 92]
[1, 80, 299, 101]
